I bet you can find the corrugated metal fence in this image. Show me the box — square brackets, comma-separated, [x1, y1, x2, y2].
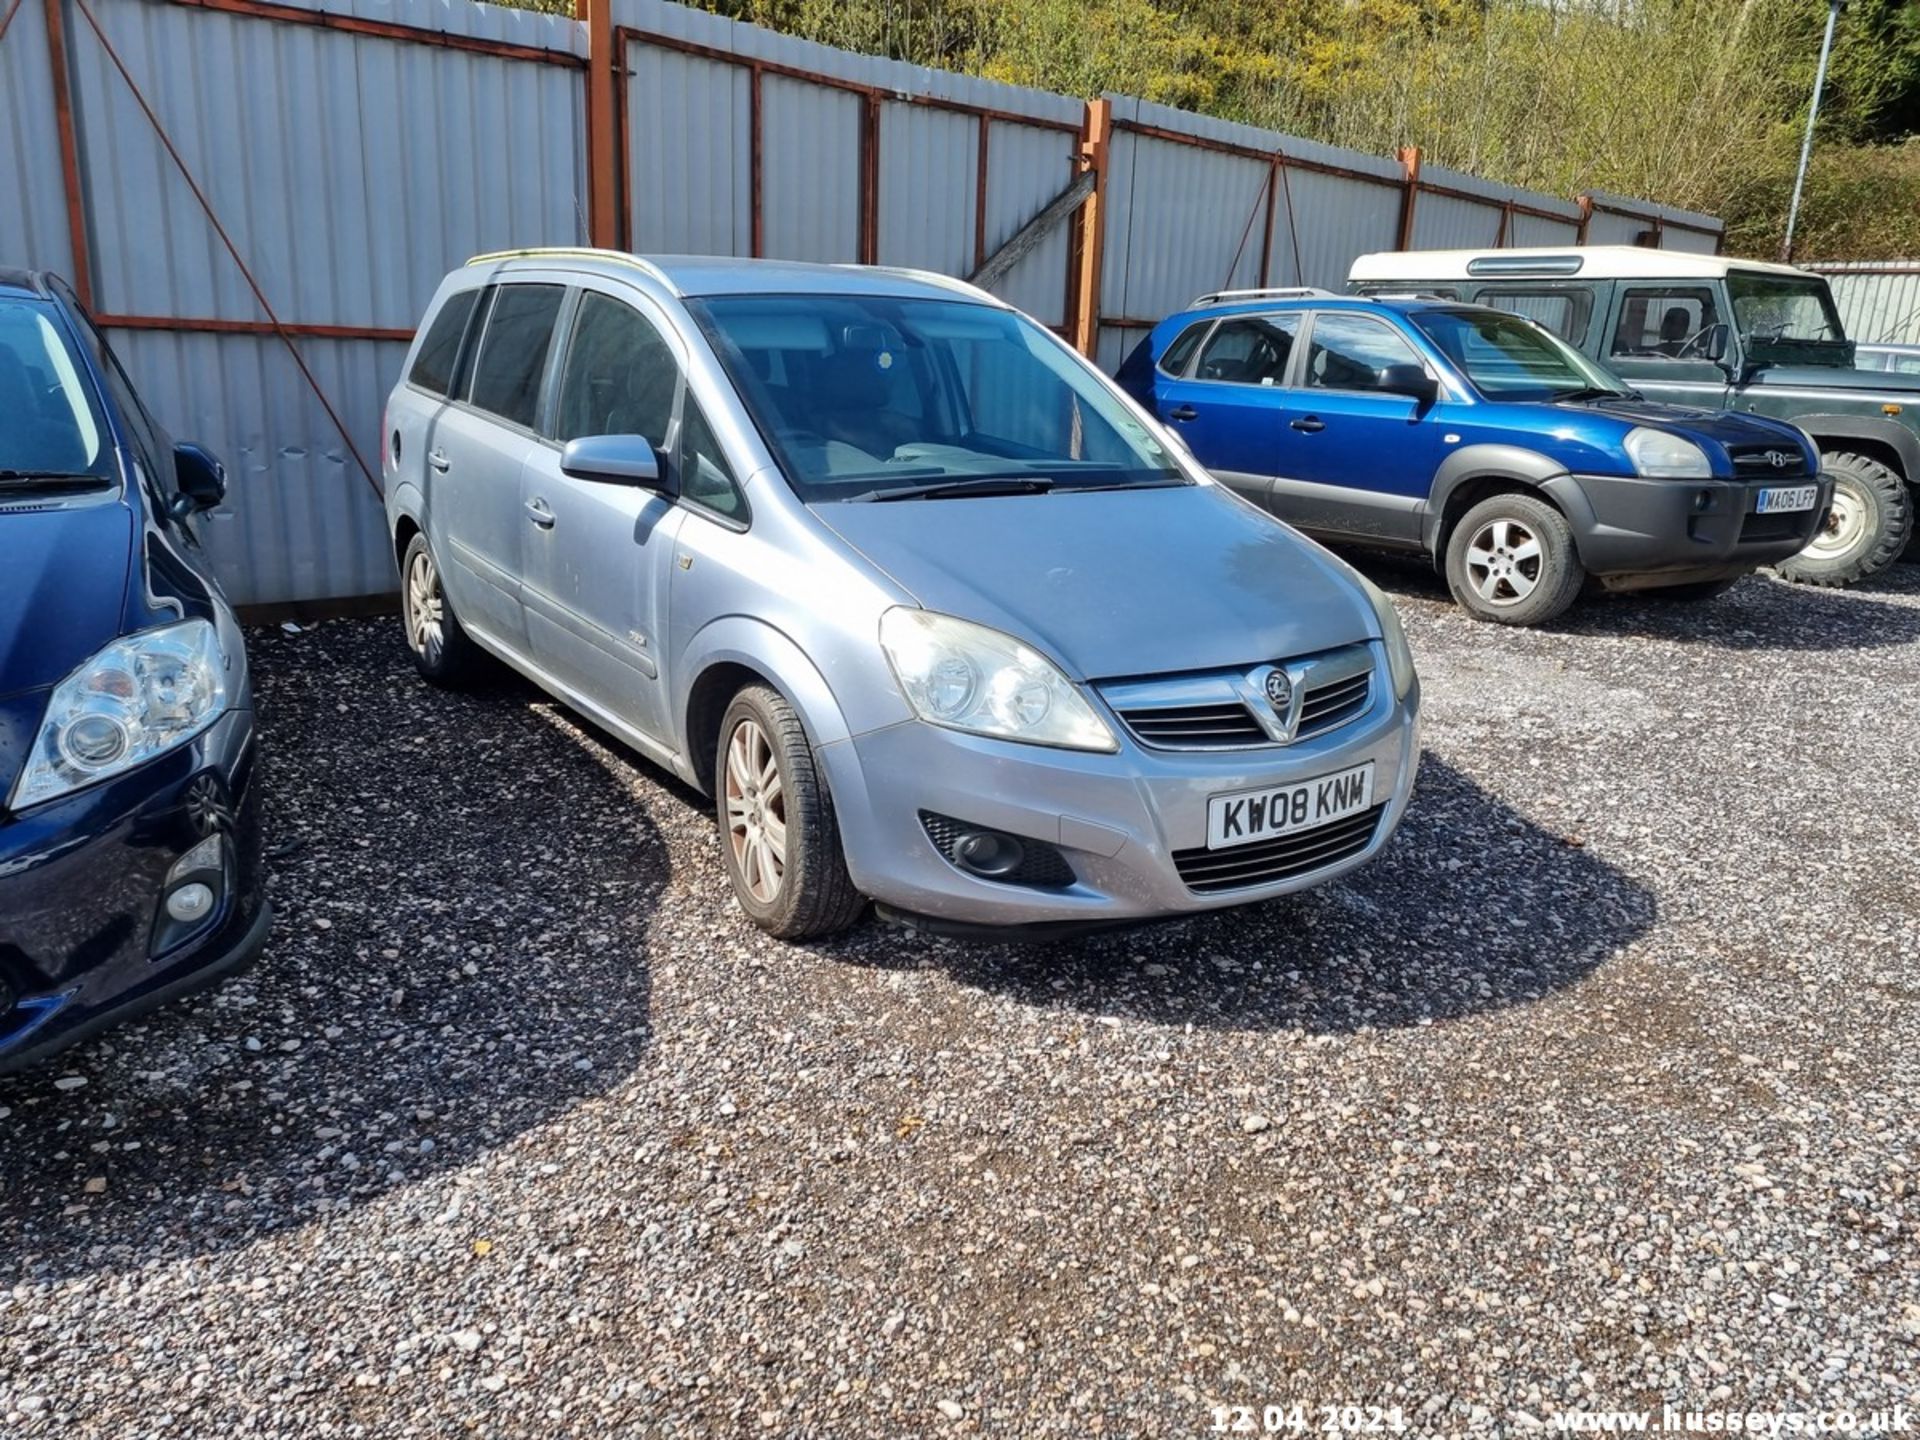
[1812, 262, 1920, 346]
[0, 0, 1725, 609]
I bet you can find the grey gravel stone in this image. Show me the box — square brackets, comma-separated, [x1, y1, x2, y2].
[1, 567, 1917, 1437]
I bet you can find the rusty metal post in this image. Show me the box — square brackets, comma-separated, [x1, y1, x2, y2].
[858, 93, 881, 264]
[1070, 97, 1111, 359]
[1395, 145, 1421, 251]
[749, 63, 764, 257]
[42, 0, 93, 305]
[582, 0, 618, 249]
[1576, 194, 1593, 245]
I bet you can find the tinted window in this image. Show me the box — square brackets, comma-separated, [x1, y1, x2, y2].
[1479, 288, 1590, 342]
[409, 289, 479, 396]
[0, 298, 112, 479]
[678, 395, 745, 521]
[1612, 286, 1720, 359]
[1194, 315, 1300, 385]
[1159, 320, 1212, 376]
[467, 284, 565, 429]
[1305, 313, 1423, 391]
[553, 292, 678, 445]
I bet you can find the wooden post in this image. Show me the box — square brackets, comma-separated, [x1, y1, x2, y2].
[43, 0, 93, 304]
[582, 0, 618, 249]
[1395, 145, 1421, 252]
[1070, 97, 1111, 360]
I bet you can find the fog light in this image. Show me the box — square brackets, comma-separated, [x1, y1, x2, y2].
[165, 882, 215, 923]
[954, 830, 1026, 877]
[1693, 489, 1714, 513]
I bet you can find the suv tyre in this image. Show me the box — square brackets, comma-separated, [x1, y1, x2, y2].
[1444, 493, 1587, 626]
[1774, 451, 1912, 587]
[715, 685, 866, 940]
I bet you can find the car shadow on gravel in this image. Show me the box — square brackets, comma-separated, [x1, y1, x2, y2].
[1562, 569, 1920, 650]
[823, 753, 1656, 1034]
[0, 622, 669, 1286]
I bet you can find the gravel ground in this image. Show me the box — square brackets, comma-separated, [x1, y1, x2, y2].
[2, 564, 1917, 1438]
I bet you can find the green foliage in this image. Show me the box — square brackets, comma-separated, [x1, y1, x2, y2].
[515, 0, 1920, 258]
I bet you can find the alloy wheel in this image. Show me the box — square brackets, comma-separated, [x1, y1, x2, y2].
[405, 548, 445, 663]
[724, 718, 787, 904]
[1463, 517, 1544, 606]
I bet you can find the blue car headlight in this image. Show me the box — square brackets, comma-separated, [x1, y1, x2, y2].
[10, 620, 228, 810]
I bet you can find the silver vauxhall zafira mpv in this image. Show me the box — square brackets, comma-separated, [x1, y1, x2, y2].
[383, 250, 1421, 939]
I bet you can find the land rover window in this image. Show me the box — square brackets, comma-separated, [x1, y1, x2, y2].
[467, 283, 565, 429]
[1727, 273, 1846, 360]
[1159, 320, 1213, 377]
[1612, 286, 1720, 359]
[1479, 288, 1590, 343]
[1304, 313, 1423, 392]
[553, 292, 679, 446]
[1194, 315, 1300, 386]
[409, 289, 480, 397]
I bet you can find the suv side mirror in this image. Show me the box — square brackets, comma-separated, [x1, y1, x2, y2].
[1376, 363, 1438, 404]
[170, 442, 227, 519]
[560, 434, 669, 491]
[1699, 322, 1731, 364]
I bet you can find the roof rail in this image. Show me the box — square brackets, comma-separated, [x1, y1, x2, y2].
[1361, 290, 1457, 303]
[1189, 285, 1336, 306]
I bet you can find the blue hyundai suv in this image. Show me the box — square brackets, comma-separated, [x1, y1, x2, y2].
[0, 269, 268, 1074]
[1118, 289, 1834, 624]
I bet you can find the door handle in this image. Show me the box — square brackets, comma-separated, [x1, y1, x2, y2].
[1168, 404, 1199, 422]
[427, 449, 451, 473]
[524, 498, 555, 529]
[1290, 416, 1325, 433]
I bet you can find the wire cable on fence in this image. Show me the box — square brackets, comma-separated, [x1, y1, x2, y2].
[0, 0, 27, 44]
[68, 0, 384, 501]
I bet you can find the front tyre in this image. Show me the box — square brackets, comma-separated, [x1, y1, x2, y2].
[715, 685, 865, 940]
[1444, 493, 1587, 626]
[1774, 451, 1912, 587]
[400, 532, 485, 685]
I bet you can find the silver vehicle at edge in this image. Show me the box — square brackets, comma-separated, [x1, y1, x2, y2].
[383, 250, 1421, 938]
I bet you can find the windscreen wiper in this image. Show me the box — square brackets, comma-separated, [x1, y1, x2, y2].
[850, 476, 1057, 502]
[0, 470, 110, 488]
[1549, 386, 1629, 403]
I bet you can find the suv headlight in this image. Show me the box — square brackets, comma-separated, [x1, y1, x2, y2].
[1354, 574, 1417, 700]
[1624, 426, 1711, 478]
[10, 620, 228, 810]
[879, 608, 1117, 752]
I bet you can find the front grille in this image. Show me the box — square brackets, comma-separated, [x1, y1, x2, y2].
[1116, 702, 1267, 749]
[920, 812, 1076, 889]
[1297, 672, 1372, 738]
[1171, 805, 1385, 894]
[1729, 444, 1814, 477]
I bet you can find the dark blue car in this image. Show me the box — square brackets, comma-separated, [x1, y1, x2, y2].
[0, 269, 268, 1074]
[1118, 289, 1835, 625]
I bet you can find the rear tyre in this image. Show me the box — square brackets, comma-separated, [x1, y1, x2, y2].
[1444, 493, 1587, 626]
[715, 685, 866, 940]
[400, 532, 484, 686]
[1649, 575, 1746, 602]
[1774, 451, 1912, 587]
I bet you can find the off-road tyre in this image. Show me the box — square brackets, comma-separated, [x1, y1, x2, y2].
[1774, 451, 1912, 587]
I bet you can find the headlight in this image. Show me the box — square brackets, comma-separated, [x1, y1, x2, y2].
[10, 620, 228, 810]
[1353, 574, 1417, 700]
[1623, 426, 1710, 479]
[878, 608, 1117, 752]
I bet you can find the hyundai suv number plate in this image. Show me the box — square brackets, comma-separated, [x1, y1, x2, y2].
[1756, 485, 1818, 515]
[1206, 762, 1375, 850]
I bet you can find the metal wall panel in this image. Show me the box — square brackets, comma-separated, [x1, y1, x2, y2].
[878, 102, 977, 277]
[1814, 265, 1920, 345]
[0, 0, 74, 274]
[1411, 191, 1502, 252]
[1509, 213, 1582, 248]
[626, 43, 751, 256]
[977, 118, 1077, 329]
[758, 74, 861, 263]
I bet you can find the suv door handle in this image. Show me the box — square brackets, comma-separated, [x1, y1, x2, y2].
[427, 449, 451, 472]
[1290, 416, 1325, 433]
[524, 497, 555, 529]
[1168, 404, 1199, 422]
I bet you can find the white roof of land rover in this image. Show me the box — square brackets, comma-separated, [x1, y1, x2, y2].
[1348, 246, 1810, 283]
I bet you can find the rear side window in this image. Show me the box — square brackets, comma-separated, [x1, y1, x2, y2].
[1304, 313, 1423, 391]
[1612, 286, 1720, 359]
[409, 289, 480, 397]
[1479, 288, 1591, 343]
[1194, 315, 1300, 385]
[1158, 320, 1212, 376]
[468, 284, 565, 429]
[552, 292, 679, 446]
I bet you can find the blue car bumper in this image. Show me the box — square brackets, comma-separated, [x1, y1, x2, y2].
[0, 706, 270, 1075]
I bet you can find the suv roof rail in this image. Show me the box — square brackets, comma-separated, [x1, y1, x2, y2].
[1189, 286, 1336, 306]
[1362, 290, 1457, 303]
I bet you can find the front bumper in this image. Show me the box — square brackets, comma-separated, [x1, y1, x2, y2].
[1546, 471, 1834, 578]
[0, 706, 269, 1075]
[818, 650, 1420, 929]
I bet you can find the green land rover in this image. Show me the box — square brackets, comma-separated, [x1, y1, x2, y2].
[1349, 246, 1917, 587]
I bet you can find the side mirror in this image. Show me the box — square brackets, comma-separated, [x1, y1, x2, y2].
[1376, 363, 1438, 404]
[170, 442, 227, 519]
[1699, 322, 1731, 364]
[560, 434, 668, 490]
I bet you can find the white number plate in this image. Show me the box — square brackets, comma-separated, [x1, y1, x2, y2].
[1756, 485, 1818, 515]
[1206, 763, 1375, 850]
